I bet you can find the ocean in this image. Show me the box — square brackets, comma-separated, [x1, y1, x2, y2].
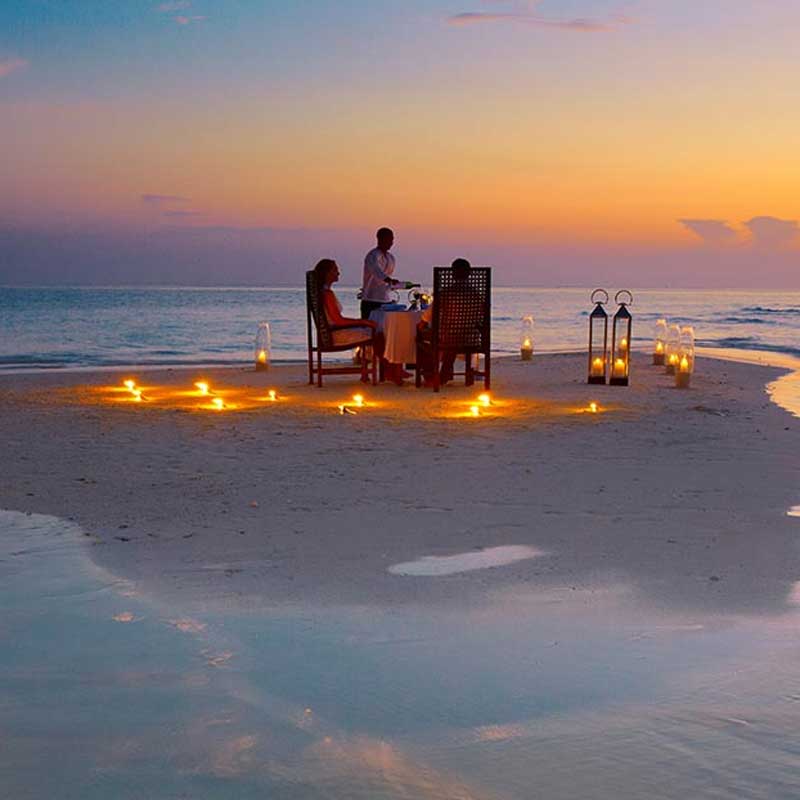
[1, 286, 799, 371]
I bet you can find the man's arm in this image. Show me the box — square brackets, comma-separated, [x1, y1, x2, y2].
[364, 251, 397, 285]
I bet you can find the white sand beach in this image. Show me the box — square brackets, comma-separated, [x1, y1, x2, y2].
[2, 352, 798, 617]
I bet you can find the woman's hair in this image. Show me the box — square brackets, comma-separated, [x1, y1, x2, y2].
[313, 258, 336, 284]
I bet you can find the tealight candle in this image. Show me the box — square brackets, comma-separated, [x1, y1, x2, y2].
[676, 356, 692, 388]
[469, 405, 480, 417]
[589, 402, 598, 413]
[353, 394, 365, 407]
[613, 358, 626, 377]
[124, 379, 136, 391]
[195, 382, 210, 396]
[267, 390, 277, 402]
[478, 393, 491, 407]
[212, 397, 225, 410]
[591, 357, 604, 377]
[619, 337, 628, 352]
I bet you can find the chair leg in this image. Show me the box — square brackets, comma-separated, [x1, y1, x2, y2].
[484, 353, 491, 390]
[308, 346, 314, 385]
[317, 350, 323, 388]
[465, 352, 474, 387]
[371, 348, 377, 385]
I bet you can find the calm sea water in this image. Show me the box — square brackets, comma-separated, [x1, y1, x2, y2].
[1, 287, 799, 371]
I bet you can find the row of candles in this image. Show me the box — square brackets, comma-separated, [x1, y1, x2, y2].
[653, 319, 695, 388]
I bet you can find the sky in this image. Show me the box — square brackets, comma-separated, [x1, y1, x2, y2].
[1, 0, 798, 287]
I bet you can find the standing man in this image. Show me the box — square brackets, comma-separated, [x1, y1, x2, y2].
[360, 227, 400, 320]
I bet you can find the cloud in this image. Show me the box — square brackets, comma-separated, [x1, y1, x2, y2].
[448, 1, 630, 31]
[162, 210, 203, 218]
[0, 58, 28, 79]
[141, 194, 190, 206]
[679, 219, 739, 245]
[679, 216, 800, 250]
[744, 216, 800, 250]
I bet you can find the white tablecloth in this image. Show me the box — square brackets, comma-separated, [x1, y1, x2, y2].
[370, 309, 424, 364]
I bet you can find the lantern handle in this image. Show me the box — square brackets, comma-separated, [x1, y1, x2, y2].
[615, 289, 633, 306]
[591, 288, 609, 306]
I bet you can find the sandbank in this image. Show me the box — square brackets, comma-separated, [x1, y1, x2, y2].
[1, 353, 798, 617]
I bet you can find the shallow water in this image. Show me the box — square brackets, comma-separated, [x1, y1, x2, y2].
[2, 287, 800, 370]
[388, 545, 543, 576]
[3, 509, 800, 798]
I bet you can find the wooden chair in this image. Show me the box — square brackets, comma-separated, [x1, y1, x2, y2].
[415, 266, 491, 392]
[306, 270, 378, 387]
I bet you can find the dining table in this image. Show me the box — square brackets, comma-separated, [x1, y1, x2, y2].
[369, 306, 425, 366]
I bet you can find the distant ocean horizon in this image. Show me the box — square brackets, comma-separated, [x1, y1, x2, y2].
[1, 286, 799, 372]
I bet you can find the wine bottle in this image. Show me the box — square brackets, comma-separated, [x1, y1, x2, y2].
[401, 281, 420, 289]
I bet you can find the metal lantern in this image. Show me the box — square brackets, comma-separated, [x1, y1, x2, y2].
[653, 318, 667, 365]
[609, 290, 633, 387]
[255, 321, 271, 371]
[520, 315, 534, 361]
[664, 323, 681, 375]
[587, 289, 609, 385]
[675, 325, 695, 388]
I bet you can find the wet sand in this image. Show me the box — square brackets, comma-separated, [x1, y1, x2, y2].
[1, 352, 798, 618]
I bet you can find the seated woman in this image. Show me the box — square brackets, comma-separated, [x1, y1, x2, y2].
[314, 259, 403, 384]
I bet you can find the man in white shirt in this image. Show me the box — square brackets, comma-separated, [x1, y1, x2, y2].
[360, 227, 400, 319]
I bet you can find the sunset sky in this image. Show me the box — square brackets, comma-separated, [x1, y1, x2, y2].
[1, 1, 798, 286]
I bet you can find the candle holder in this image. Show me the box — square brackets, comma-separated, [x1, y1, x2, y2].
[587, 289, 609, 385]
[665, 323, 681, 375]
[520, 315, 534, 361]
[653, 318, 667, 365]
[675, 326, 695, 388]
[255, 322, 271, 371]
[609, 290, 633, 387]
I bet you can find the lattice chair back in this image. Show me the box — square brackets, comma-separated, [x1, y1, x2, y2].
[431, 266, 491, 351]
[306, 270, 333, 349]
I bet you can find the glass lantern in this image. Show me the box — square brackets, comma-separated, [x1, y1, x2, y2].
[255, 321, 271, 371]
[587, 289, 609, 385]
[664, 323, 681, 375]
[609, 290, 633, 386]
[520, 315, 534, 361]
[676, 325, 695, 388]
[653, 318, 668, 366]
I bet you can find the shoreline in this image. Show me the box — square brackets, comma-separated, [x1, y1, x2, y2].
[1, 352, 799, 617]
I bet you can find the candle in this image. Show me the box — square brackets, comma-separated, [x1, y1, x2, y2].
[520, 338, 533, 360]
[353, 394, 365, 407]
[478, 393, 491, 407]
[655, 341, 664, 354]
[679, 356, 690, 373]
[195, 381, 210, 396]
[469, 405, 480, 417]
[619, 337, 628, 352]
[589, 402, 598, 413]
[124, 379, 136, 391]
[676, 356, 692, 388]
[591, 357, 604, 377]
[131, 389, 143, 402]
[212, 397, 225, 410]
[257, 349, 268, 365]
[267, 390, 277, 402]
[613, 358, 626, 377]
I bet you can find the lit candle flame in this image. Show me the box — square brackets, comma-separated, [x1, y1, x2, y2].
[589, 402, 598, 413]
[478, 393, 491, 407]
[123, 379, 136, 391]
[655, 341, 664, 354]
[619, 338, 628, 351]
[212, 397, 225, 410]
[591, 356, 604, 376]
[352, 394, 365, 407]
[469, 405, 480, 417]
[257, 349, 267, 364]
[132, 389, 143, 402]
[680, 356, 690, 373]
[613, 357, 626, 376]
[195, 381, 210, 396]
[669, 353, 679, 365]
[268, 390, 277, 402]
[522, 338, 532, 349]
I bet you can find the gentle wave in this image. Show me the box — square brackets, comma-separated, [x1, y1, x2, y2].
[741, 306, 800, 315]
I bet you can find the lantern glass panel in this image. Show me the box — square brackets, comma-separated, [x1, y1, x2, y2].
[588, 308, 608, 383]
[610, 307, 632, 385]
[255, 322, 271, 370]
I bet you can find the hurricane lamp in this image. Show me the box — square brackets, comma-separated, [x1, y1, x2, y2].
[255, 322, 271, 371]
[653, 318, 667, 365]
[587, 289, 609, 385]
[665, 324, 681, 375]
[609, 290, 633, 387]
[520, 315, 534, 361]
[675, 326, 695, 388]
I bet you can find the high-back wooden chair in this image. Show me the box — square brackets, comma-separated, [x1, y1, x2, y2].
[415, 266, 491, 392]
[306, 270, 378, 387]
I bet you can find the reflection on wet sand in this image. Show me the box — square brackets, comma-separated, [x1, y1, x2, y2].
[4, 508, 800, 799]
